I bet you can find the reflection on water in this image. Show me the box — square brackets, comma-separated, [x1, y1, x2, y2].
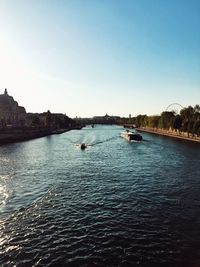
[0, 125, 200, 266]
[0, 183, 9, 207]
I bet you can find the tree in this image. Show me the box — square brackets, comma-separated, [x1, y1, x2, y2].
[188, 120, 195, 136]
[180, 106, 194, 135]
[135, 115, 143, 127]
[193, 121, 200, 136]
[194, 104, 200, 121]
[172, 115, 182, 132]
[159, 111, 175, 129]
[148, 116, 160, 128]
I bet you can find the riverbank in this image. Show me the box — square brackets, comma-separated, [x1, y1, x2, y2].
[0, 126, 82, 145]
[137, 127, 200, 143]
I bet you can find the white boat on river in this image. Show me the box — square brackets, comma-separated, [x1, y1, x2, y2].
[121, 130, 143, 142]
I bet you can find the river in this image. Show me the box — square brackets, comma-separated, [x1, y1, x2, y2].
[0, 125, 200, 266]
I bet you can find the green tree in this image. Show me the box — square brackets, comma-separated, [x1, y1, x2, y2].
[135, 115, 143, 127]
[148, 116, 160, 128]
[188, 120, 195, 136]
[193, 120, 200, 136]
[172, 115, 182, 132]
[159, 111, 175, 129]
[180, 106, 194, 135]
[194, 104, 200, 121]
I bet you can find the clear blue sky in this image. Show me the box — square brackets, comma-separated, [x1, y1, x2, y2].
[0, 0, 199, 117]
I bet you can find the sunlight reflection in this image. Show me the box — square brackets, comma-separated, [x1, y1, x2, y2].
[5, 245, 21, 253]
[0, 157, 10, 163]
[0, 184, 9, 207]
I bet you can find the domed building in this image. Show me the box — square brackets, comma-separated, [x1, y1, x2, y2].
[0, 89, 26, 127]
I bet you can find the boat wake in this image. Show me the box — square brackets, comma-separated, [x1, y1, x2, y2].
[74, 136, 118, 149]
[75, 143, 92, 149]
[91, 136, 118, 146]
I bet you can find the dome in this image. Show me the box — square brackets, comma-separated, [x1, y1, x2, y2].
[0, 89, 18, 107]
[0, 89, 26, 127]
[0, 94, 16, 106]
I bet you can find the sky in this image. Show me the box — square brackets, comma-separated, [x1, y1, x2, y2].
[0, 0, 199, 118]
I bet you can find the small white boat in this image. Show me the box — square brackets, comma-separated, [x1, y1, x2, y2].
[121, 130, 142, 142]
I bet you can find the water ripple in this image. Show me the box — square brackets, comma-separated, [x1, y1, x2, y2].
[0, 126, 200, 266]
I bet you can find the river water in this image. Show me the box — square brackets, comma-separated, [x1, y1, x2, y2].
[0, 125, 200, 266]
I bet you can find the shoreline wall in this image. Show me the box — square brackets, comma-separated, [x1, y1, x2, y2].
[137, 127, 200, 143]
[0, 126, 81, 145]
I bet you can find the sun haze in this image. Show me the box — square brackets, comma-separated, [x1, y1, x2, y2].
[0, 0, 199, 117]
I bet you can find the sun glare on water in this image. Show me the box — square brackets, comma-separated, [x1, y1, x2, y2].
[0, 184, 9, 207]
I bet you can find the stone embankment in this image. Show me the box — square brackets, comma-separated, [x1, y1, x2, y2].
[137, 127, 200, 143]
[0, 126, 82, 145]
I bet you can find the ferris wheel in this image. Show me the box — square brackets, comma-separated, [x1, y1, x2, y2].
[165, 103, 184, 115]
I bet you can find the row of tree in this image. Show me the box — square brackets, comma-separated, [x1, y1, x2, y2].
[118, 105, 200, 137]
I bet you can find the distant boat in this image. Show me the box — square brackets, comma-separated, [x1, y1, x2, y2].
[121, 130, 142, 142]
[80, 143, 87, 149]
[75, 143, 91, 149]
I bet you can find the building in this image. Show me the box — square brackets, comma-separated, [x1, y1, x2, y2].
[0, 89, 26, 127]
[92, 114, 120, 124]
